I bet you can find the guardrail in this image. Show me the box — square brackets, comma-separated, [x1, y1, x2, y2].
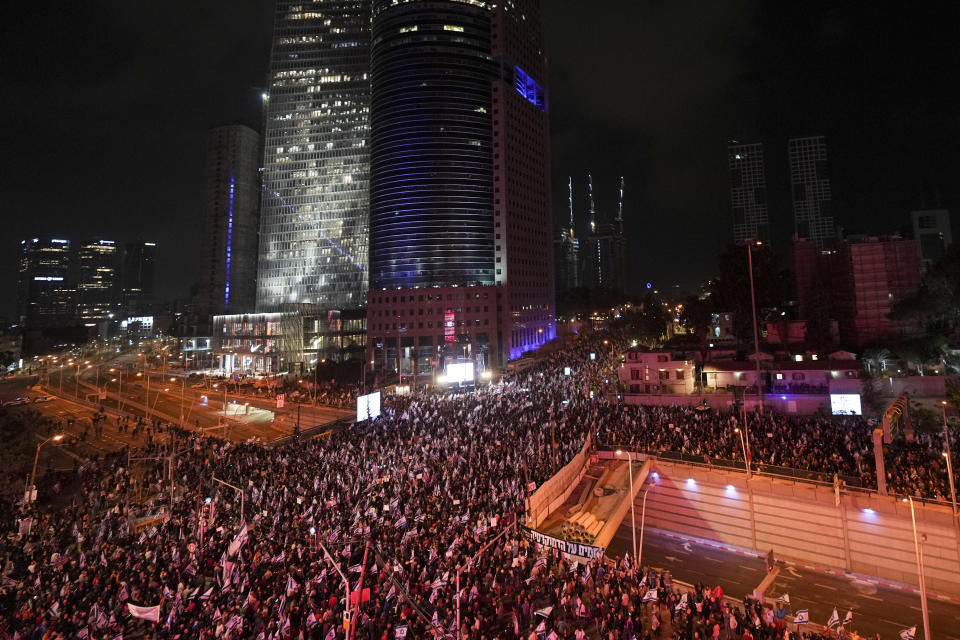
[594, 443, 863, 487]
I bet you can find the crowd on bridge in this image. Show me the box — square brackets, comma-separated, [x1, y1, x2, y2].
[0, 325, 950, 640]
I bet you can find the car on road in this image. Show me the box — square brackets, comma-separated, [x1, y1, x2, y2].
[33, 395, 56, 403]
[2, 397, 31, 406]
[190, 382, 205, 389]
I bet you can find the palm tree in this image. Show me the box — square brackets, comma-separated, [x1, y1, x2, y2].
[862, 348, 891, 377]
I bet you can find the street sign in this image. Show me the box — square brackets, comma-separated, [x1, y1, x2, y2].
[277, 394, 284, 408]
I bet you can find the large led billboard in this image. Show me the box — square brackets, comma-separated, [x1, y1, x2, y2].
[356, 391, 382, 422]
[445, 361, 475, 384]
[830, 393, 862, 415]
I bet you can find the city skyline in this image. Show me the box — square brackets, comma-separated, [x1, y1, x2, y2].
[3, 2, 960, 318]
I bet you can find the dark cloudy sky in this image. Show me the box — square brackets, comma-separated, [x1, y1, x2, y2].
[3, 1, 958, 317]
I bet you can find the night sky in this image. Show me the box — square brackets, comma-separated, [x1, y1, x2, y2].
[4, 1, 958, 318]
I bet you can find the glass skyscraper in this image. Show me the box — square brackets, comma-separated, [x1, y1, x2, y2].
[256, 0, 371, 311]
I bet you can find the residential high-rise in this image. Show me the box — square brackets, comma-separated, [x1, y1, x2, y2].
[910, 208, 952, 270]
[256, 0, 371, 312]
[554, 177, 580, 294]
[17, 237, 75, 328]
[728, 141, 769, 243]
[366, 0, 554, 374]
[76, 238, 120, 323]
[582, 175, 627, 293]
[198, 125, 262, 315]
[831, 235, 922, 347]
[122, 241, 157, 315]
[789, 135, 835, 249]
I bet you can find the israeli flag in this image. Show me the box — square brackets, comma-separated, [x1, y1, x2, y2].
[777, 593, 790, 605]
[827, 608, 840, 628]
[395, 625, 408, 638]
[899, 627, 916, 640]
[642, 588, 658, 603]
[843, 609, 853, 625]
[794, 609, 809, 624]
[535, 605, 554, 618]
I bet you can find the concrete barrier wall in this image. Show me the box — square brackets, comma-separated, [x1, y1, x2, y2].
[528, 437, 591, 528]
[638, 460, 960, 597]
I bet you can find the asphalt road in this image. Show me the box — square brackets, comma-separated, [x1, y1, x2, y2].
[607, 525, 960, 639]
[49, 365, 352, 442]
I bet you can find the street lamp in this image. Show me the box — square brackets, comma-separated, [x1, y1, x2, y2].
[904, 497, 932, 639]
[615, 449, 637, 560]
[734, 427, 751, 478]
[941, 401, 958, 518]
[741, 239, 764, 410]
[29, 434, 64, 501]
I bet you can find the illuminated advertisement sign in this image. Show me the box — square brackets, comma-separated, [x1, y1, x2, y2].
[444, 311, 455, 343]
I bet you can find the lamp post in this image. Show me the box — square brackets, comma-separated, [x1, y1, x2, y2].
[742, 239, 764, 410]
[212, 476, 245, 524]
[615, 450, 638, 560]
[941, 401, 958, 518]
[734, 427, 751, 478]
[29, 434, 63, 501]
[905, 497, 931, 639]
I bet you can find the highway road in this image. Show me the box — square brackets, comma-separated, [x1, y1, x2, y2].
[46, 362, 352, 443]
[607, 523, 960, 639]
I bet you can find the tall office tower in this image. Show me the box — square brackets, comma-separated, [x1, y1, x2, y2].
[789, 135, 835, 249]
[256, 0, 371, 312]
[728, 141, 769, 243]
[582, 175, 627, 293]
[910, 208, 952, 270]
[367, 0, 554, 374]
[76, 238, 120, 323]
[198, 125, 262, 316]
[17, 237, 75, 328]
[554, 177, 580, 294]
[122, 241, 157, 315]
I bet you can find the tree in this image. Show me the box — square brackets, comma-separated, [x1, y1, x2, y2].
[709, 243, 790, 354]
[861, 348, 892, 377]
[678, 294, 714, 364]
[892, 243, 960, 338]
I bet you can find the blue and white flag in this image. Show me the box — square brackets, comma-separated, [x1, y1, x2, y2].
[534, 557, 547, 570]
[228, 522, 248, 556]
[395, 625, 408, 638]
[395, 516, 407, 529]
[432, 610, 440, 627]
[76, 627, 89, 639]
[325, 626, 336, 640]
[827, 607, 840, 627]
[777, 593, 790, 605]
[200, 587, 213, 601]
[843, 609, 853, 625]
[306, 612, 318, 629]
[286, 576, 298, 595]
[827, 608, 840, 628]
[794, 609, 809, 624]
[535, 605, 553, 618]
[162, 586, 173, 599]
[350, 563, 363, 574]
[642, 588, 658, 603]
[577, 601, 589, 617]
[899, 627, 916, 640]
[674, 593, 688, 612]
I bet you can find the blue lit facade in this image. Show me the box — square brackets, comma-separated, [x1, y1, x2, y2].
[369, 0, 496, 289]
[225, 175, 235, 308]
[367, 0, 555, 372]
[199, 125, 261, 316]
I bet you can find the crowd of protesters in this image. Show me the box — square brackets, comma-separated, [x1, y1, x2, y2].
[0, 326, 947, 639]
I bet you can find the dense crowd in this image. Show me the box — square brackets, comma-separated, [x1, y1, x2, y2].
[0, 327, 952, 640]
